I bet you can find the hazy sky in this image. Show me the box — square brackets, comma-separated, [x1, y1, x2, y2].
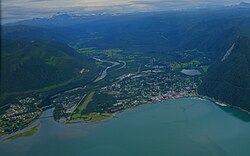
[2, 0, 250, 23]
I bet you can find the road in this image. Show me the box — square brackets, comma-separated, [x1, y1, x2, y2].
[68, 94, 86, 120]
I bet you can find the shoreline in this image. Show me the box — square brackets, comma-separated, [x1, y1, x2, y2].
[1, 94, 250, 142]
[197, 95, 250, 115]
[0, 122, 40, 143]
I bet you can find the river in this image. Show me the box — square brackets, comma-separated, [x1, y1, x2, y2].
[1, 97, 250, 156]
[93, 58, 120, 82]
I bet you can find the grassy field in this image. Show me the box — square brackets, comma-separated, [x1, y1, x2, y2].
[201, 65, 209, 73]
[71, 91, 95, 120]
[173, 60, 202, 71]
[82, 112, 112, 122]
[78, 47, 96, 54]
[79, 91, 95, 111]
[3, 124, 40, 141]
[70, 92, 112, 122]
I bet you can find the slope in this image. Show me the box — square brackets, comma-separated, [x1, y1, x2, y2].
[199, 36, 250, 111]
[1, 40, 97, 93]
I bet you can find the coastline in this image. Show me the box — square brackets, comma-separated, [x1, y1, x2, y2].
[1, 93, 250, 142]
[197, 95, 250, 115]
[0, 122, 40, 143]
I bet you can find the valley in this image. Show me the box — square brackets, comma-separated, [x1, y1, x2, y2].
[1, 4, 250, 141]
[0, 43, 209, 135]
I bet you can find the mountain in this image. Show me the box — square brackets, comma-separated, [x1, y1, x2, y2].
[1, 40, 97, 93]
[2, 6, 250, 110]
[179, 17, 250, 60]
[5, 13, 120, 28]
[3, 7, 250, 60]
[2, 25, 70, 42]
[4, 2, 250, 28]
[199, 36, 250, 111]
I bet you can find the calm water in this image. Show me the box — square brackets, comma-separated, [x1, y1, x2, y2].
[1, 97, 250, 156]
[181, 69, 202, 75]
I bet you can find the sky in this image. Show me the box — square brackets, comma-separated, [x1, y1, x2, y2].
[1, 0, 250, 23]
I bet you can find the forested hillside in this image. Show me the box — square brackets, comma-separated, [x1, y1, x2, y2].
[199, 36, 250, 111]
[1, 40, 97, 93]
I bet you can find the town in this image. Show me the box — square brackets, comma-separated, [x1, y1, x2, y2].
[0, 47, 208, 135]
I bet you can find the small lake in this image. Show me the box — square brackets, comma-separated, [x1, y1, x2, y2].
[1, 97, 250, 156]
[181, 69, 202, 75]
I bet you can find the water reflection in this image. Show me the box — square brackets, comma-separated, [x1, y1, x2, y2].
[219, 106, 250, 122]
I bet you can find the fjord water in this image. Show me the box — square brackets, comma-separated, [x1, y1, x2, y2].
[1, 98, 250, 156]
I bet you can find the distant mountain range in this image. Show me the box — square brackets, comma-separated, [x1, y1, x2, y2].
[4, 2, 250, 27]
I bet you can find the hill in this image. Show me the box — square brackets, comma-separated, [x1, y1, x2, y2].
[1, 40, 97, 93]
[199, 36, 250, 111]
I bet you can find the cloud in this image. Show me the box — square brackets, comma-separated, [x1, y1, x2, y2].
[1, 0, 250, 23]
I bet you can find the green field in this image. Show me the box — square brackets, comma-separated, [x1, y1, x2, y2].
[70, 92, 113, 122]
[201, 66, 209, 73]
[79, 91, 95, 111]
[173, 60, 202, 71]
[71, 91, 95, 120]
[78, 47, 96, 54]
[82, 112, 112, 122]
